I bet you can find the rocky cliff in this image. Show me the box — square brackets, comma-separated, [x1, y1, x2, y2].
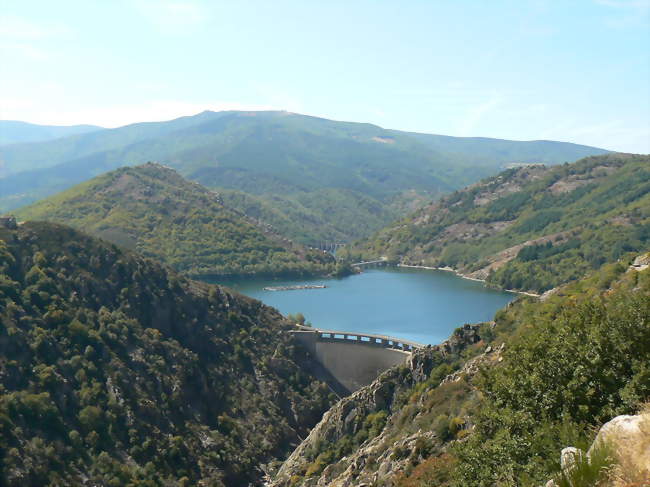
[271, 324, 493, 486]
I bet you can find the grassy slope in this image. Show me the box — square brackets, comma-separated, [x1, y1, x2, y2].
[15, 163, 335, 278]
[0, 111, 608, 243]
[344, 153, 650, 292]
[0, 221, 335, 486]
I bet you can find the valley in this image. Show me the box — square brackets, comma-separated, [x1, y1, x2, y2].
[2, 1, 648, 484]
[0, 116, 647, 487]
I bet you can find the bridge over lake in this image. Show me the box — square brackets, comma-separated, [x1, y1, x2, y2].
[290, 326, 424, 394]
[351, 258, 389, 267]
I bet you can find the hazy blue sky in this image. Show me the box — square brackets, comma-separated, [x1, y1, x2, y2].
[1, 0, 649, 152]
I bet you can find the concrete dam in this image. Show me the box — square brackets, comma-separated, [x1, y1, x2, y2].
[290, 326, 424, 394]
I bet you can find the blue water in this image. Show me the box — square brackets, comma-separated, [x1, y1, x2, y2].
[214, 267, 516, 345]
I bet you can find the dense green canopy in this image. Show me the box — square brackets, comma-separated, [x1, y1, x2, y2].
[0, 222, 334, 486]
[15, 163, 335, 278]
[345, 153, 650, 292]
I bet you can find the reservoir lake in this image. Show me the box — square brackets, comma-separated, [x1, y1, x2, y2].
[216, 267, 517, 345]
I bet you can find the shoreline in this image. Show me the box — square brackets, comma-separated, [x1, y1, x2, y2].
[396, 263, 540, 297]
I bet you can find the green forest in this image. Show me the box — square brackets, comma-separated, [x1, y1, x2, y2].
[2, 124, 646, 487]
[15, 163, 336, 278]
[448, 261, 650, 485]
[0, 0, 646, 484]
[0, 222, 335, 486]
[344, 154, 650, 293]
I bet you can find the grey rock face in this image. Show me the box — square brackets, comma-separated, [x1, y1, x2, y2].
[270, 324, 495, 486]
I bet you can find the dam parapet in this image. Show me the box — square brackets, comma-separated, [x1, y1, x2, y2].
[290, 326, 424, 393]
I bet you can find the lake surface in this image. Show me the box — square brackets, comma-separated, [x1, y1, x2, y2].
[215, 267, 516, 345]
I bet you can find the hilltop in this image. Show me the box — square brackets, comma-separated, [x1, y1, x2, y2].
[14, 163, 335, 278]
[343, 153, 650, 293]
[0, 221, 335, 486]
[0, 111, 608, 243]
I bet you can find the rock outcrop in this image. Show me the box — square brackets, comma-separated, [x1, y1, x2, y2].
[271, 324, 499, 486]
[271, 347, 440, 486]
[590, 413, 650, 481]
[544, 410, 650, 486]
[632, 253, 650, 271]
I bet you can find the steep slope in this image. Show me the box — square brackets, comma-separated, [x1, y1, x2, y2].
[344, 153, 650, 293]
[14, 163, 335, 278]
[448, 262, 650, 486]
[0, 221, 335, 486]
[0, 111, 608, 242]
[271, 324, 490, 486]
[0, 121, 103, 146]
[272, 260, 650, 486]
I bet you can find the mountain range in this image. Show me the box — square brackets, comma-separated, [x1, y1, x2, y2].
[0, 111, 609, 243]
[0, 116, 647, 486]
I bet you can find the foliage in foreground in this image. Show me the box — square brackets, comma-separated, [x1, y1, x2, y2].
[449, 263, 650, 486]
[0, 222, 335, 486]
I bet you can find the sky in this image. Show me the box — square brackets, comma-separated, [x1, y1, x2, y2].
[1, 0, 649, 152]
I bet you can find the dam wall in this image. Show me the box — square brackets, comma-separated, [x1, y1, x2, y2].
[290, 329, 419, 393]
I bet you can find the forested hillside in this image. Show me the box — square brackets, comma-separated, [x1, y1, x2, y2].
[0, 111, 607, 243]
[344, 153, 650, 293]
[272, 258, 650, 486]
[14, 163, 335, 278]
[0, 221, 335, 486]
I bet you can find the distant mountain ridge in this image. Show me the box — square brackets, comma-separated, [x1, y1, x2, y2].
[0, 110, 609, 243]
[404, 131, 608, 165]
[14, 163, 335, 278]
[0, 120, 103, 146]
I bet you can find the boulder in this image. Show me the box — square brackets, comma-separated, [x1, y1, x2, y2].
[588, 414, 650, 473]
[631, 253, 650, 271]
[560, 446, 583, 473]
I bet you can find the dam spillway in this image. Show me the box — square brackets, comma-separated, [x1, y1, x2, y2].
[290, 327, 424, 394]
